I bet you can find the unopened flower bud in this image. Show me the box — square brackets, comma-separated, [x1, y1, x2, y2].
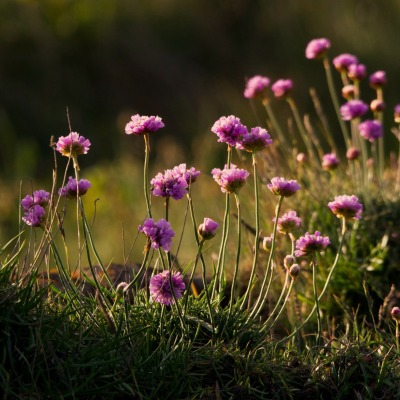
[296, 152, 307, 164]
[370, 99, 385, 112]
[289, 264, 301, 279]
[346, 147, 360, 161]
[262, 235, 274, 252]
[284, 255, 296, 269]
[391, 306, 400, 321]
[198, 218, 219, 241]
[342, 84, 355, 100]
[116, 282, 129, 297]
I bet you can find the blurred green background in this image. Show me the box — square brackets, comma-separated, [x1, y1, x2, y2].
[1, 0, 400, 262]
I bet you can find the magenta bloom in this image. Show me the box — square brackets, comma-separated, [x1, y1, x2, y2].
[340, 100, 369, 121]
[271, 79, 293, 99]
[346, 147, 360, 161]
[348, 63, 367, 81]
[139, 218, 175, 252]
[198, 217, 219, 241]
[211, 115, 248, 147]
[333, 53, 359, 72]
[391, 307, 400, 321]
[212, 164, 249, 194]
[328, 195, 363, 221]
[22, 205, 46, 227]
[151, 169, 188, 200]
[236, 126, 273, 153]
[21, 190, 50, 211]
[56, 132, 91, 158]
[149, 270, 186, 306]
[294, 231, 330, 258]
[58, 177, 91, 199]
[274, 210, 301, 234]
[322, 153, 340, 171]
[172, 163, 200, 185]
[369, 71, 387, 88]
[125, 114, 164, 136]
[267, 177, 300, 197]
[358, 119, 383, 142]
[244, 75, 270, 99]
[305, 38, 330, 59]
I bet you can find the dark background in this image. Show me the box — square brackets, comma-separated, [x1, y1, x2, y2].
[1, 0, 400, 181]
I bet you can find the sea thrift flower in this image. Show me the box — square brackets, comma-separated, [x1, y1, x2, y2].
[342, 85, 355, 100]
[305, 38, 330, 59]
[369, 71, 387, 88]
[294, 231, 330, 258]
[56, 132, 91, 157]
[322, 153, 340, 171]
[125, 114, 164, 135]
[271, 79, 293, 99]
[348, 63, 367, 80]
[346, 147, 360, 160]
[151, 169, 188, 200]
[274, 211, 302, 234]
[391, 307, 400, 321]
[333, 53, 359, 72]
[262, 234, 274, 252]
[340, 100, 369, 121]
[211, 164, 249, 194]
[172, 164, 200, 185]
[296, 153, 307, 164]
[22, 205, 46, 227]
[21, 190, 50, 211]
[394, 105, 400, 124]
[328, 195, 363, 221]
[370, 99, 385, 112]
[198, 218, 219, 241]
[236, 126, 273, 153]
[211, 115, 247, 147]
[358, 119, 383, 142]
[149, 270, 186, 306]
[267, 177, 300, 197]
[139, 218, 175, 252]
[284, 255, 296, 269]
[58, 177, 91, 199]
[244, 75, 270, 99]
[289, 264, 301, 279]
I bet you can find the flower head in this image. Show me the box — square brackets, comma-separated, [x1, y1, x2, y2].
[211, 115, 248, 147]
[171, 164, 200, 186]
[322, 153, 340, 171]
[328, 195, 363, 221]
[139, 218, 175, 252]
[369, 70, 387, 89]
[305, 38, 330, 59]
[149, 270, 186, 306]
[271, 79, 293, 99]
[294, 231, 330, 258]
[56, 132, 91, 158]
[198, 218, 219, 241]
[333, 53, 359, 72]
[125, 114, 164, 136]
[289, 264, 301, 279]
[58, 177, 91, 199]
[236, 126, 273, 153]
[391, 306, 400, 321]
[22, 205, 46, 227]
[151, 169, 188, 200]
[244, 75, 270, 99]
[212, 164, 249, 194]
[394, 105, 400, 124]
[358, 119, 383, 142]
[348, 63, 367, 81]
[21, 190, 50, 211]
[267, 177, 300, 197]
[342, 85, 355, 100]
[274, 210, 302, 234]
[370, 99, 385, 112]
[340, 100, 369, 121]
[346, 147, 360, 161]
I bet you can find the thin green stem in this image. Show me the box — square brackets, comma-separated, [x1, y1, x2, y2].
[262, 98, 288, 147]
[312, 258, 322, 345]
[143, 133, 152, 218]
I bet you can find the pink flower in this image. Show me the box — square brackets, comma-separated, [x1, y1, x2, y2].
[369, 71, 387, 89]
[149, 270, 186, 306]
[358, 120, 383, 142]
[22, 205, 46, 227]
[274, 210, 302, 234]
[333, 53, 359, 72]
[236, 127, 273, 153]
[139, 218, 175, 252]
[271, 79, 293, 99]
[295, 231, 330, 258]
[322, 153, 340, 171]
[56, 132, 91, 158]
[58, 177, 91, 199]
[340, 100, 369, 121]
[198, 218, 219, 241]
[305, 38, 330, 59]
[328, 195, 363, 220]
[212, 164, 249, 194]
[125, 114, 164, 135]
[150, 169, 188, 200]
[211, 115, 248, 147]
[244, 75, 270, 99]
[267, 177, 300, 197]
[348, 63, 367, 81]
[171, 164, 200, 185]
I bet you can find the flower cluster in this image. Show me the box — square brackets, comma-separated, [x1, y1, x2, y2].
[267, 177, 300, 197]
[211, 115, 248, 147]
[139, 218, 175, 252]
[333, 53, 358, 72]
[305, 38, 330, 59]
[271, 79, 293, 99]
[56, 132, 91, 158]
[212, 164, 249, 194]
[274, 211, 302, 234]
[149, 270, 186, 306]
[125, 114, 165, 136]
[340, 100, 369, 121]
[59, 177, 91, 199]
[172, 164, 201, 186]
[328, 195, 363, 221]
[236, 127, 273, 153]
[198, 218, 219, 241]
[294, 231, 330, 258]
[151, 169, 188, 200]
[21, 190, 51, 227]
[244, 75, 270, 99]
[358, 119, 383, 142]
[322, 153, 340, 171]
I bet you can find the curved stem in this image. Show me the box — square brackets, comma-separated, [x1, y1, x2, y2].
[143, 133, 152, 218]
